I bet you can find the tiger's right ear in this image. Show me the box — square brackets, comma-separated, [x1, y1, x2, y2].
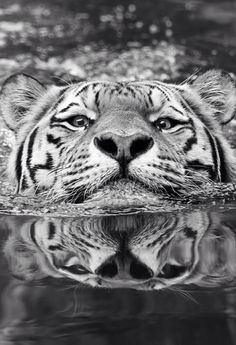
[0, 73, 46, 132]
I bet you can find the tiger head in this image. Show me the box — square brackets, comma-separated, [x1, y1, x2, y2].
[1, 70, 236, 203]
[3, 210, 236, 289]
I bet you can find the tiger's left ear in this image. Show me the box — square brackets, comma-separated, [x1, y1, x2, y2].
[0, 73, 46, 132]
[189, 69, 236, 125]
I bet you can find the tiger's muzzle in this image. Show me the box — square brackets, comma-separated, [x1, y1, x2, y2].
[94, 132, 154, 177]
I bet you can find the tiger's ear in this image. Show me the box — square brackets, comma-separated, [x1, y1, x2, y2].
[189, 70, 236, 125]
[0, 73, 46, 132]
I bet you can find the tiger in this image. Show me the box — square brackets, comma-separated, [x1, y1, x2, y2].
[0, 70, 236, 204]
[2, 210, 236, 290]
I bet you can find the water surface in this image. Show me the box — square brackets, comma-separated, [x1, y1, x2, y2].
[0, 205, 236, 344]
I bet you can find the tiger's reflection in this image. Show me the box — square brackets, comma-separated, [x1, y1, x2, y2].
[2, 209, 236, 290]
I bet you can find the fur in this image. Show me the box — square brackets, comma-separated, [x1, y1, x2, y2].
[1, 70, 236, 204]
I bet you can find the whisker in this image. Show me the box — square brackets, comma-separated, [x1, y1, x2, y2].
[168, 285, 198, 304]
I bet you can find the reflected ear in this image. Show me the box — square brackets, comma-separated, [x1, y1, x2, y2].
[3, 234, 45, 281]
[4, 247, 45, 281]
[189, 69, 236, 125]
[0, 73, 46, 132]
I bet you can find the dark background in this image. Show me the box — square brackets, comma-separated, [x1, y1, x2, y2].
[0, 0, 235, 83]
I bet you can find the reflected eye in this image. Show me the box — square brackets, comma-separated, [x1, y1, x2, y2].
[61, 264, 91, 275]
[67, 115, 90, 129]
[157, 263, 186, 279]
[155, 118, 174, 131]
[60, 257, 91, 275]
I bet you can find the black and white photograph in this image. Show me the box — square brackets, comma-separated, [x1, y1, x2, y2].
[0, 0, 235, 344]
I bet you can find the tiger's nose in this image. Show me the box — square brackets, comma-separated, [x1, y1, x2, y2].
[94, 133, 154, 163]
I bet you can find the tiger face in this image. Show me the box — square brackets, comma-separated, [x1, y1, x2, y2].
[3, 210, 235, 290]
[1, 70, 236, 203]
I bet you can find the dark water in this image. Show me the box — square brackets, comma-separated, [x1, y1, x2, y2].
[0, 0, 236, 83]
[1, 205, 236, 344]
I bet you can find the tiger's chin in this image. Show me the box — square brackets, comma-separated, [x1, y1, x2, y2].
[74, 178, 180, 207]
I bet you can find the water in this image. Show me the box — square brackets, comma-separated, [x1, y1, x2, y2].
[0, 0, 236, 83]
[0, 205, 236, 344]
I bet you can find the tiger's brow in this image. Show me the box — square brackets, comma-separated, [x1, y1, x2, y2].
[53, 102, 97, 121]
[146, 98, 167, 117]
[58, 102, 81, 114]
[148, 103, 187, 122]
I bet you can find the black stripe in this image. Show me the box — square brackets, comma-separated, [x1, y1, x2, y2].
[21, 175, 28, 190]
[204, 127, 219, 180]
[149, 219, 178, 247]
[133, 86, 147, 103]
[187, 159, 215, 181]
[126, 86, 137, 98]
[47, 133, 62, 147]
[59, 102, 80, 114]
[27, 127, 39, 184]
[30, 221, 38, 246]
[150, 83, 171, 101]
[48, 244, 63, 251]
[180, 97, 213, 129]
[48, 222, 56, 239]
[117, 87, 124, 95]
[15, 142, 24, 184]
[50, 88, 68, 112]
[187, 160, 213, 170]
[75, 237, 99, 249]
[222, 110, 236, 125]
[180, 97, 202, 116]
[215, 137, 229, 182]
[147, 89, 154, 107]
[75, 84, 91, 96]
[95, 90, 100, 112]
[143, 93, 150, 108]
[183, 132, 197, 152]
[158, 156, 173, 161]
[1, 116, 15, 131]
[183, 227, 197, 239]
[27, 127, 54, 184]
[169, 105, 184, 116]
[33, 153, 54, 172]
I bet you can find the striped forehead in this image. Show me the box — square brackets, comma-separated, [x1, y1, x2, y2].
[55, 81, 183, 114]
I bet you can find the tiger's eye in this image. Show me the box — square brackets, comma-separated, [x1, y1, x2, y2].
[156, 118, 172, 130]
[69, 115, 89, 129]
